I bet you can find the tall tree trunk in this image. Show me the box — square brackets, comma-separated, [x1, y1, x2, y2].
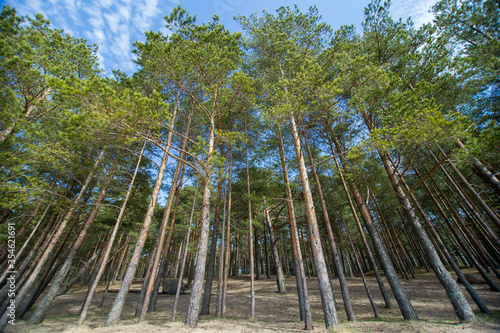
[331, 149, 393, 308]
[216, 167, 230, 317]
[30, 165, 116, 324]
[288, 115, 338, 328]
[221, 159, 233, 318]
[417, 165, 500, 292]
[78, 143, 145, 325]
[141, 118, 191, 319]
[106, 88, 181, 326]
[200, 177, 224, 315]
[304, 134, 355, 321]
[245, 142, 256, 319]
[401, 176, 490, 314]
[150, 152, 189, 311]
[375, 146, 475, 322]
[429, 150, 500, 250]
[185, 116, 215, 327]
[330, 134, 418, 320]
[172, 180, 199, 322]
[276, 128, 312, 329]
[440, 148, 500, 229]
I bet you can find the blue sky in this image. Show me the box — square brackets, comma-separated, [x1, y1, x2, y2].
[5, 0, 437, 76]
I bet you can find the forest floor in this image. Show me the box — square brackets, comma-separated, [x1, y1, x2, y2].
[7, 268, 500, 332]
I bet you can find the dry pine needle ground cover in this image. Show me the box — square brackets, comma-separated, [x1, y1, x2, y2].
[7, 268, 500, 333]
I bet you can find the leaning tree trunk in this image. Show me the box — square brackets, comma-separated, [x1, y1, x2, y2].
[30, 166, 116, 324]
[304, 134, 354, 321]
[78, 143, 145, 325]
[106, 89, 180, 325]
[401, 176, 490, 314]
[375, 146, 475, 322]
[455, 140, 500, 196]
[331, 133, 418, 320]
[417, 165, 500, 292]
[331, 147, 393, 308]
[289, 115, 338, 329]
[276, 128, 312, 329]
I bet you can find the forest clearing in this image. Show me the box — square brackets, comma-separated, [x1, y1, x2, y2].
[1, 0, 499, 332]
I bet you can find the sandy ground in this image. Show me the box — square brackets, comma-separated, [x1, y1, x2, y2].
[6, 268, 500, 332]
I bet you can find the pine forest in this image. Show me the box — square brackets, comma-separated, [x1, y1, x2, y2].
[0, 0, 499, 331]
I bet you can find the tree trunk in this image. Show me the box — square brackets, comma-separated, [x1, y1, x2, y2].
[172, 180, 199, 321]
[276, 128, 312, 329]
[331, 149, 393, 308]
[401, 176, 490, 314]
[304, 134, 355, 321]
[30, 165, 115, 324]
[288, 115, 338, 328]
[455, 140, 500, 196]
[245, 142, 256, 319]
[331, 134, 418, 320]
[78, 143, 145, 325]
[200, 177, 223, 315]
[376, 147, 475, 322]
[106, 86, 182, 325]
[185, 116, 215, 327]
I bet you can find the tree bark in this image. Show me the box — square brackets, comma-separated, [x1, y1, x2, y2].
[78, 143, 145, 325]
[30, 165, 115, 324]
[455, 140, 500, 196]
[264, 206, 286, 293]
[276, 128, 312, 329]
[331, 148, 393, 308]
[376, 147, 475, 322]
[185, 116, 215, 327]
[331, 134, 418, 320]
[304, 134, 355, 321]
[106, 101, 178, 325]
[289, 115, 338, 328]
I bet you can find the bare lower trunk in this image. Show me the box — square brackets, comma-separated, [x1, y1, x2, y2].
[172, 181, 199, 321]
[200, 178, 223, 315]
[78, 143, 145, 325]
[377, 149, 475, 322]
[245, 142, 256, 319]
[331, 134, 418, 320]
[185, 117, 215, 328]
[304, 134, 354, 321]
[289, 115, 338, 328]
[276, 128, 312, 329]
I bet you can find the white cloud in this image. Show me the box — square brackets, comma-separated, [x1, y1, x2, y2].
[390, 0, 437, 27]
[104, 12, 121, 33]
